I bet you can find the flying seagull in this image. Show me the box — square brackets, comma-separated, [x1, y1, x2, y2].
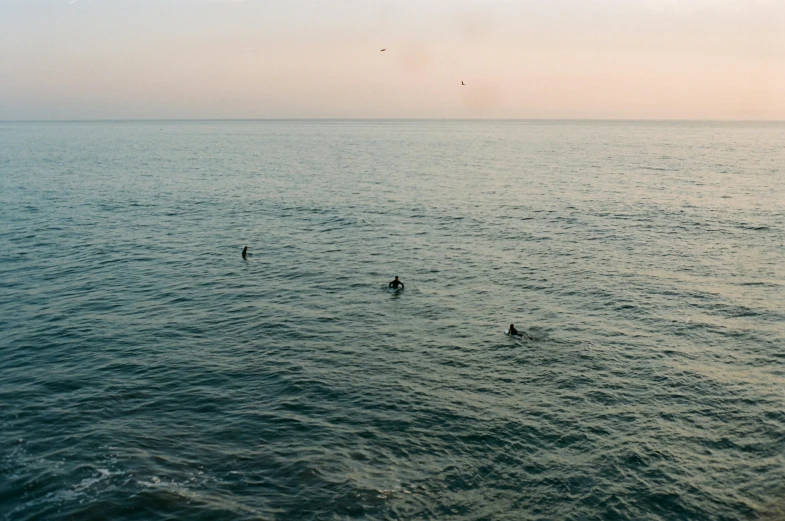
[380, 49, 386, 52]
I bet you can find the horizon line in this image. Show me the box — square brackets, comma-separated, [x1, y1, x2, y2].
[2, 118, 784, 124]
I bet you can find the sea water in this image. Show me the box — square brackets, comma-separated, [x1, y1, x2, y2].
[1, 120, 783, 520]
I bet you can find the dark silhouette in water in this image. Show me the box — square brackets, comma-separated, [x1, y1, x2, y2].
[389, 276, 404, 289]
[242, 246, 248, 259]
[507, 324, 532, 339]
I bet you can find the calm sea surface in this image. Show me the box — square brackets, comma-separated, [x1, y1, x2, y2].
[1, 120, 783, 520]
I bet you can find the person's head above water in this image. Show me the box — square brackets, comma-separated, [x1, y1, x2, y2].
[394, 276, 399, 281]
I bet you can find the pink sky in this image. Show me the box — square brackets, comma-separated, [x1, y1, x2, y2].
[1, 0, 783, 119]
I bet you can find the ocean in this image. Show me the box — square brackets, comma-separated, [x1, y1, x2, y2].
[1, 120, 783, 520]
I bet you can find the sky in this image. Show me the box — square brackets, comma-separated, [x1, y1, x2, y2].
[0, 0, 783, 120]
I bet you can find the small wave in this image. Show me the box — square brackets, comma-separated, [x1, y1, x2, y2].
[737, 222, 772, 231]
[737, 281, 781, 288]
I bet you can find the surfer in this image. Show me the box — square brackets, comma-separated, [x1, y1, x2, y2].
[242, 246, 248, 259]
[389, 276, 404, 290]
[508, 324, 520, 336]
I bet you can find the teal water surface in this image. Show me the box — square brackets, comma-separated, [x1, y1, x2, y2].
[1, 120, 784, 520]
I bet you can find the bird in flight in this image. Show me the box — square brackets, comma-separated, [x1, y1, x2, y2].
[461, 81, 465, 86]
[380, 49, 386, 52]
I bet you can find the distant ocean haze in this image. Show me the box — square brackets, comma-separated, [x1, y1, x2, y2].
[0, 120, 783, 520]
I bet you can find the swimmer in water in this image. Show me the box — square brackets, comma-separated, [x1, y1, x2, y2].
[508, 324, 519, 336]
[242, 246, 248, 259]
[389, 276, 404, 289]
